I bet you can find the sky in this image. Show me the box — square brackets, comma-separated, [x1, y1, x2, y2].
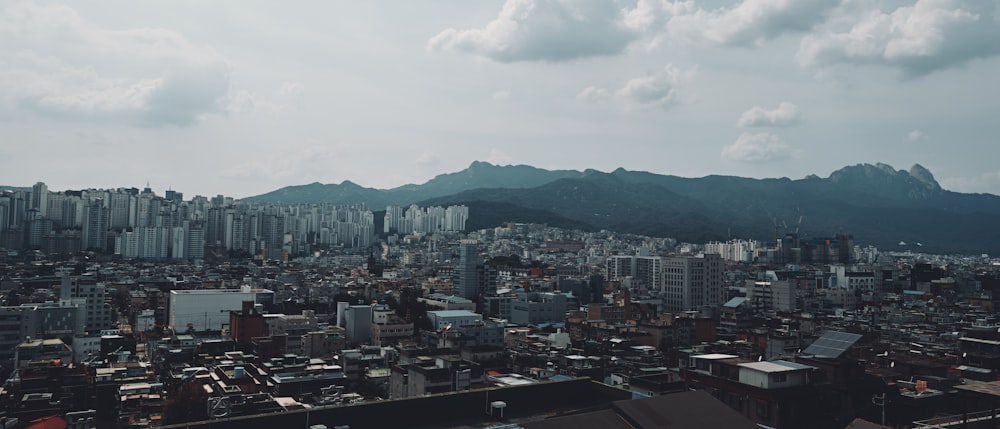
[1, 0, 999, 199]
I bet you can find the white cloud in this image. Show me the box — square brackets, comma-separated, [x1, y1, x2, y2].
[907, 129, 925, 141]
[427, 0, 636, 62]
[577, 65, 694, 110]
[492, 90, 511, 101]
[797, 0, 1000, 77]
[278, 81, 305, 98]
[628, 0, 839, 47]
[941, 172, 1000, 195]
[721, 132, 792, 162]
[576, 86, 612, 103]
[0, 2, 231, 126]
[614, 64, 694, 110]
[623, 0, 692, 33]
[737, 102, 802, 127]
[487, 148, 514, 165]
[222, 140, 346, 182]
[416, 152, 441, 166]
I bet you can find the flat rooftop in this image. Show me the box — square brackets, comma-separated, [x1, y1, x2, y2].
[738, 360, 815, 373]
[171, 288, 273, 294]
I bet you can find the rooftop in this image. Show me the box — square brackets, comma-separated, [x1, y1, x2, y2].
[738, 360, 815, 373]
[956, 380, 1000, 398]
[170, 288, 273, 295]
[428, 310, 481, 317]
[692, 353, 739, 360]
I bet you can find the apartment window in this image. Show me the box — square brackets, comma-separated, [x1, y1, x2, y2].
[756, 400, 770, 419]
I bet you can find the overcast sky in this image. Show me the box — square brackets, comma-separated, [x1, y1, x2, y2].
[2, 0, 998, 199]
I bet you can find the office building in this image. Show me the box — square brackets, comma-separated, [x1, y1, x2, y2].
[662, 254, 724, 313]
[344, 305, 373, 344]
[511, 292, 568, 326]
[60, 275, 113, 333]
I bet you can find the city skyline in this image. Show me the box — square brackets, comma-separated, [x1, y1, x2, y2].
[2, 1, 999, 198]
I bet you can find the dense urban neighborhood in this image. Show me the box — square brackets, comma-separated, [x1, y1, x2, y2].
[3, 183, 1000, 428]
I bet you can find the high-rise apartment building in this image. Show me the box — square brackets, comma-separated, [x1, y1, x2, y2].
[185, 221, 205, 259]
[384, 205, 404, 234]
[82, 200, 109, 251]
[606, 255, 663, 291]
[606, 255, 636, 281]
[30, 182, 48, 217]
[453, 240, 495, 301]
[108, 191, 133, 229]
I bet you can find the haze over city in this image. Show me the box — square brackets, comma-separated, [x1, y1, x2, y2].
[1, 0, 999, 198]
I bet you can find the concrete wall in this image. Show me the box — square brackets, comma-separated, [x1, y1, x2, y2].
[161, 378, 630, 429]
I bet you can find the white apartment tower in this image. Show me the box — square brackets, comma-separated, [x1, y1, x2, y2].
[661, 254, 724, 313]
[31, 182, 48, 217]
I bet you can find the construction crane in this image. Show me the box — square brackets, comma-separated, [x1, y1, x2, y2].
[795, 208, 803, 235]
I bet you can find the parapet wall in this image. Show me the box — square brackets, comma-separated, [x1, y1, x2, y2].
[161, 378, 631, 429]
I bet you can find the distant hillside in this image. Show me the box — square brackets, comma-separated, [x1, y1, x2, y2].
[422, 172, 736, 243]
[247, 162, 1000, 254]
[243, 161, 585, 207]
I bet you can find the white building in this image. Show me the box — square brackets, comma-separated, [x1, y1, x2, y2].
[168, 286, 274, 332]
[737, 360, 813, 389]
[661, 254, 724, 313]
[747, 280, 796, 313]
[427, 310, 482, 331]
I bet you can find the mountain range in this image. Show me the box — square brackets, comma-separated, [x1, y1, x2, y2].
[245, 162, 1000, 255]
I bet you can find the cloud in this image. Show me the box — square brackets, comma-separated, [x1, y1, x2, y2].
[576, 86, 612, 103]
[614, 64, 694, 110]
[427, 0, 636, 62]
[0, 2, 231, 126]
[737, 102, 802, 127]
[797, 0, 1000, 77]
[577, 65, 694, 110]
[941, 172, 1000, 195]
[416, 152, 441, 167]
[628, 0, 840, 47]
[487, 148, 514, 165]
[278, 81, 305, 98]
[721, 132, 792, 162]
[907, 129, 925, 141]
[222, 140, 346, 182]
[492, 90, 511, 101]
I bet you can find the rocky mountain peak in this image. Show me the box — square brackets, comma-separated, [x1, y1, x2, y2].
[908, 163, 941, 190]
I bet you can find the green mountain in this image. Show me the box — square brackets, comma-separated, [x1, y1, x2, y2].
[246, 162, 1000, 254]
[242, 161, 584, 207]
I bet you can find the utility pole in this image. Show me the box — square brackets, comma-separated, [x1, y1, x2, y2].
[872, 393, 886, 425]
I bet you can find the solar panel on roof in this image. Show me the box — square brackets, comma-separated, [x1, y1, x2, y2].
[803, 331, 863, 358]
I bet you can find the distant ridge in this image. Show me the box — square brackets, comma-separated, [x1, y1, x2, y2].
[246, 162, 1000, 254]
[242, 161, 585, 206]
